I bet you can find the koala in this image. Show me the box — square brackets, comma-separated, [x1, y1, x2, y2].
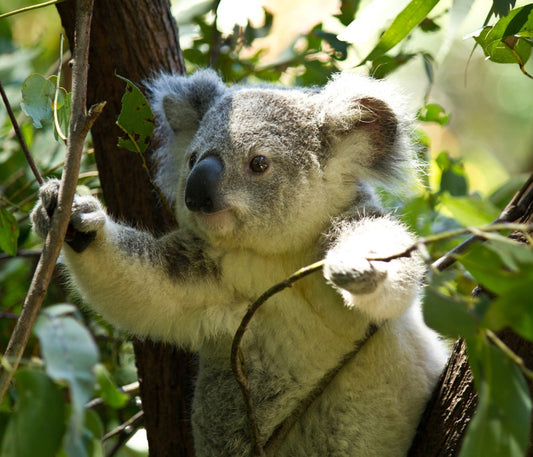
[32, 70, 448, 457]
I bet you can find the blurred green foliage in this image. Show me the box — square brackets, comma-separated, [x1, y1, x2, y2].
[0, 0, 532, 456]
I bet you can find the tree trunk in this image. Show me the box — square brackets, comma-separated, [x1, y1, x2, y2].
[56, 1, 196, 456]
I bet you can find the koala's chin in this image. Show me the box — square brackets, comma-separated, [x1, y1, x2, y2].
[196, 209, 236, 232]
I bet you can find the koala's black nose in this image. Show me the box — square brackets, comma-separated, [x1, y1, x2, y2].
[185, 156, 224, 213]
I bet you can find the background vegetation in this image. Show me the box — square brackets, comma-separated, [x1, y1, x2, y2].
[0, 0, 532, 456]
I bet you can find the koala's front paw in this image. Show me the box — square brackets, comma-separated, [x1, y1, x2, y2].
[324, 250, 387, 295]
[31, 179, 106, 253]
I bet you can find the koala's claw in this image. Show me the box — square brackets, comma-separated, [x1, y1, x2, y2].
[31, 179, 105, 252]
[324, 251, 387, 295]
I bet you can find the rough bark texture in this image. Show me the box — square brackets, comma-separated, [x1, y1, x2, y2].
[56, 1, 195, 456]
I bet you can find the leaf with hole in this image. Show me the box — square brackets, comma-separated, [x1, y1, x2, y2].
[116, 74, 154, 154]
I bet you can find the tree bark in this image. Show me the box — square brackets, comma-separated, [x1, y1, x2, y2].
[56, 1, 195, 456]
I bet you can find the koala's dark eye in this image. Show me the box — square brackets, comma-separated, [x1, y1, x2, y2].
[249, 155, 270, 174]
[189, 152, 198, 169]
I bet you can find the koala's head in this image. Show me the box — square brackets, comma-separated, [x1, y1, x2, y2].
[148, 70, 415, 254]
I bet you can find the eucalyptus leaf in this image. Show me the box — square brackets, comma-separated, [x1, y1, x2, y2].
[460, 342, 531, 457]
[94, 363, 129, 408]
[34, 305, 99, 457]
[20, 74, 55, 128]
[423, 286, 479, 340]
[116, 74, 154, 154]
[0, 207, 19, 256]
[359, 0, 440, 64]
[417, 103, 450, 125]
[0, 370, 65, 457]
[440, 193, 500, 226]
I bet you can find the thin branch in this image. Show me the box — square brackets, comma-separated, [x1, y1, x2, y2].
[230, 260, 324, 456]
[103, 410, 144, 442]
[0, 81, 44, 185]
[104, 410, 145, 457]
[0, 0, 99, 403]
[0, 0, 66, 19]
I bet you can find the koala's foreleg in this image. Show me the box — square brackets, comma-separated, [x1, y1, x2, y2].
[323, 216, 425, 322]
[31, 180, 233, 348]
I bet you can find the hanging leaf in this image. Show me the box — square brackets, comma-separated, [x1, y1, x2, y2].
[1, 370, 66, 457]
[116, 74, 154, 154]
[0, 207, 19, 256]
[460, 341, 531, 457]
[34, 305, 99, 457]
[20, 74, 55, 128]
[417, 103, 450, 125]
[469, 5, 533, 65]
[359, 0, 441, 65]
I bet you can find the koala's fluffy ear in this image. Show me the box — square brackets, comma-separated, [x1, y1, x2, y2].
[318, 73, 414, 183]
[149, 69, 226, 134]
[146, 70, 226, 205]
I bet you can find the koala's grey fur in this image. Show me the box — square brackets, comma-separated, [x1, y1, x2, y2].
[32, 70, 448, 457]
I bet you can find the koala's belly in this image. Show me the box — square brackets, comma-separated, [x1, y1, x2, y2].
[190, 317, 445, 457]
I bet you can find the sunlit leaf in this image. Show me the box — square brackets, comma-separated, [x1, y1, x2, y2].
[94, 364, 129, 409]
[116, 74, 154, 154]
[417, 103, 450, 125]
[20, 74, 55, 128]
[1, 370, 65, 457]
[470, 6, 533, 65]
[440, 193, 500, 226]
[359, 0, 440, 64]
[34, 305, 99, 457]
[0, 207, 19, 256]
[459, 240, 533, 296]
[460, 341, 531, 457]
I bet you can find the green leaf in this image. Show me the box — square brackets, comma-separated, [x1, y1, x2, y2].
[20, 74, 55, 128]
[460, 341, 531, 457]
[0, 207, 19, 256]
[94, 364, 129, 409]
[1, 370, 66, 457]
[116, 74, 154, 154]
[335, 0, 362, 26]
[471, 6, 533, 65]
[417, 103, 450, 125]
[440, 193, 500, 226]
[359, 0, 440, 64]
[459, 240, 533, 296]
[461, 240, 533, 340]
[493, 0, 517, 18]
[370, 53, 415, 79]
[423, 286, 479, 340]
[34, 305, 99, 457]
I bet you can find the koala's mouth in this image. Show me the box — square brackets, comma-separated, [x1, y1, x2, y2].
[194, 209, 236, 232]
